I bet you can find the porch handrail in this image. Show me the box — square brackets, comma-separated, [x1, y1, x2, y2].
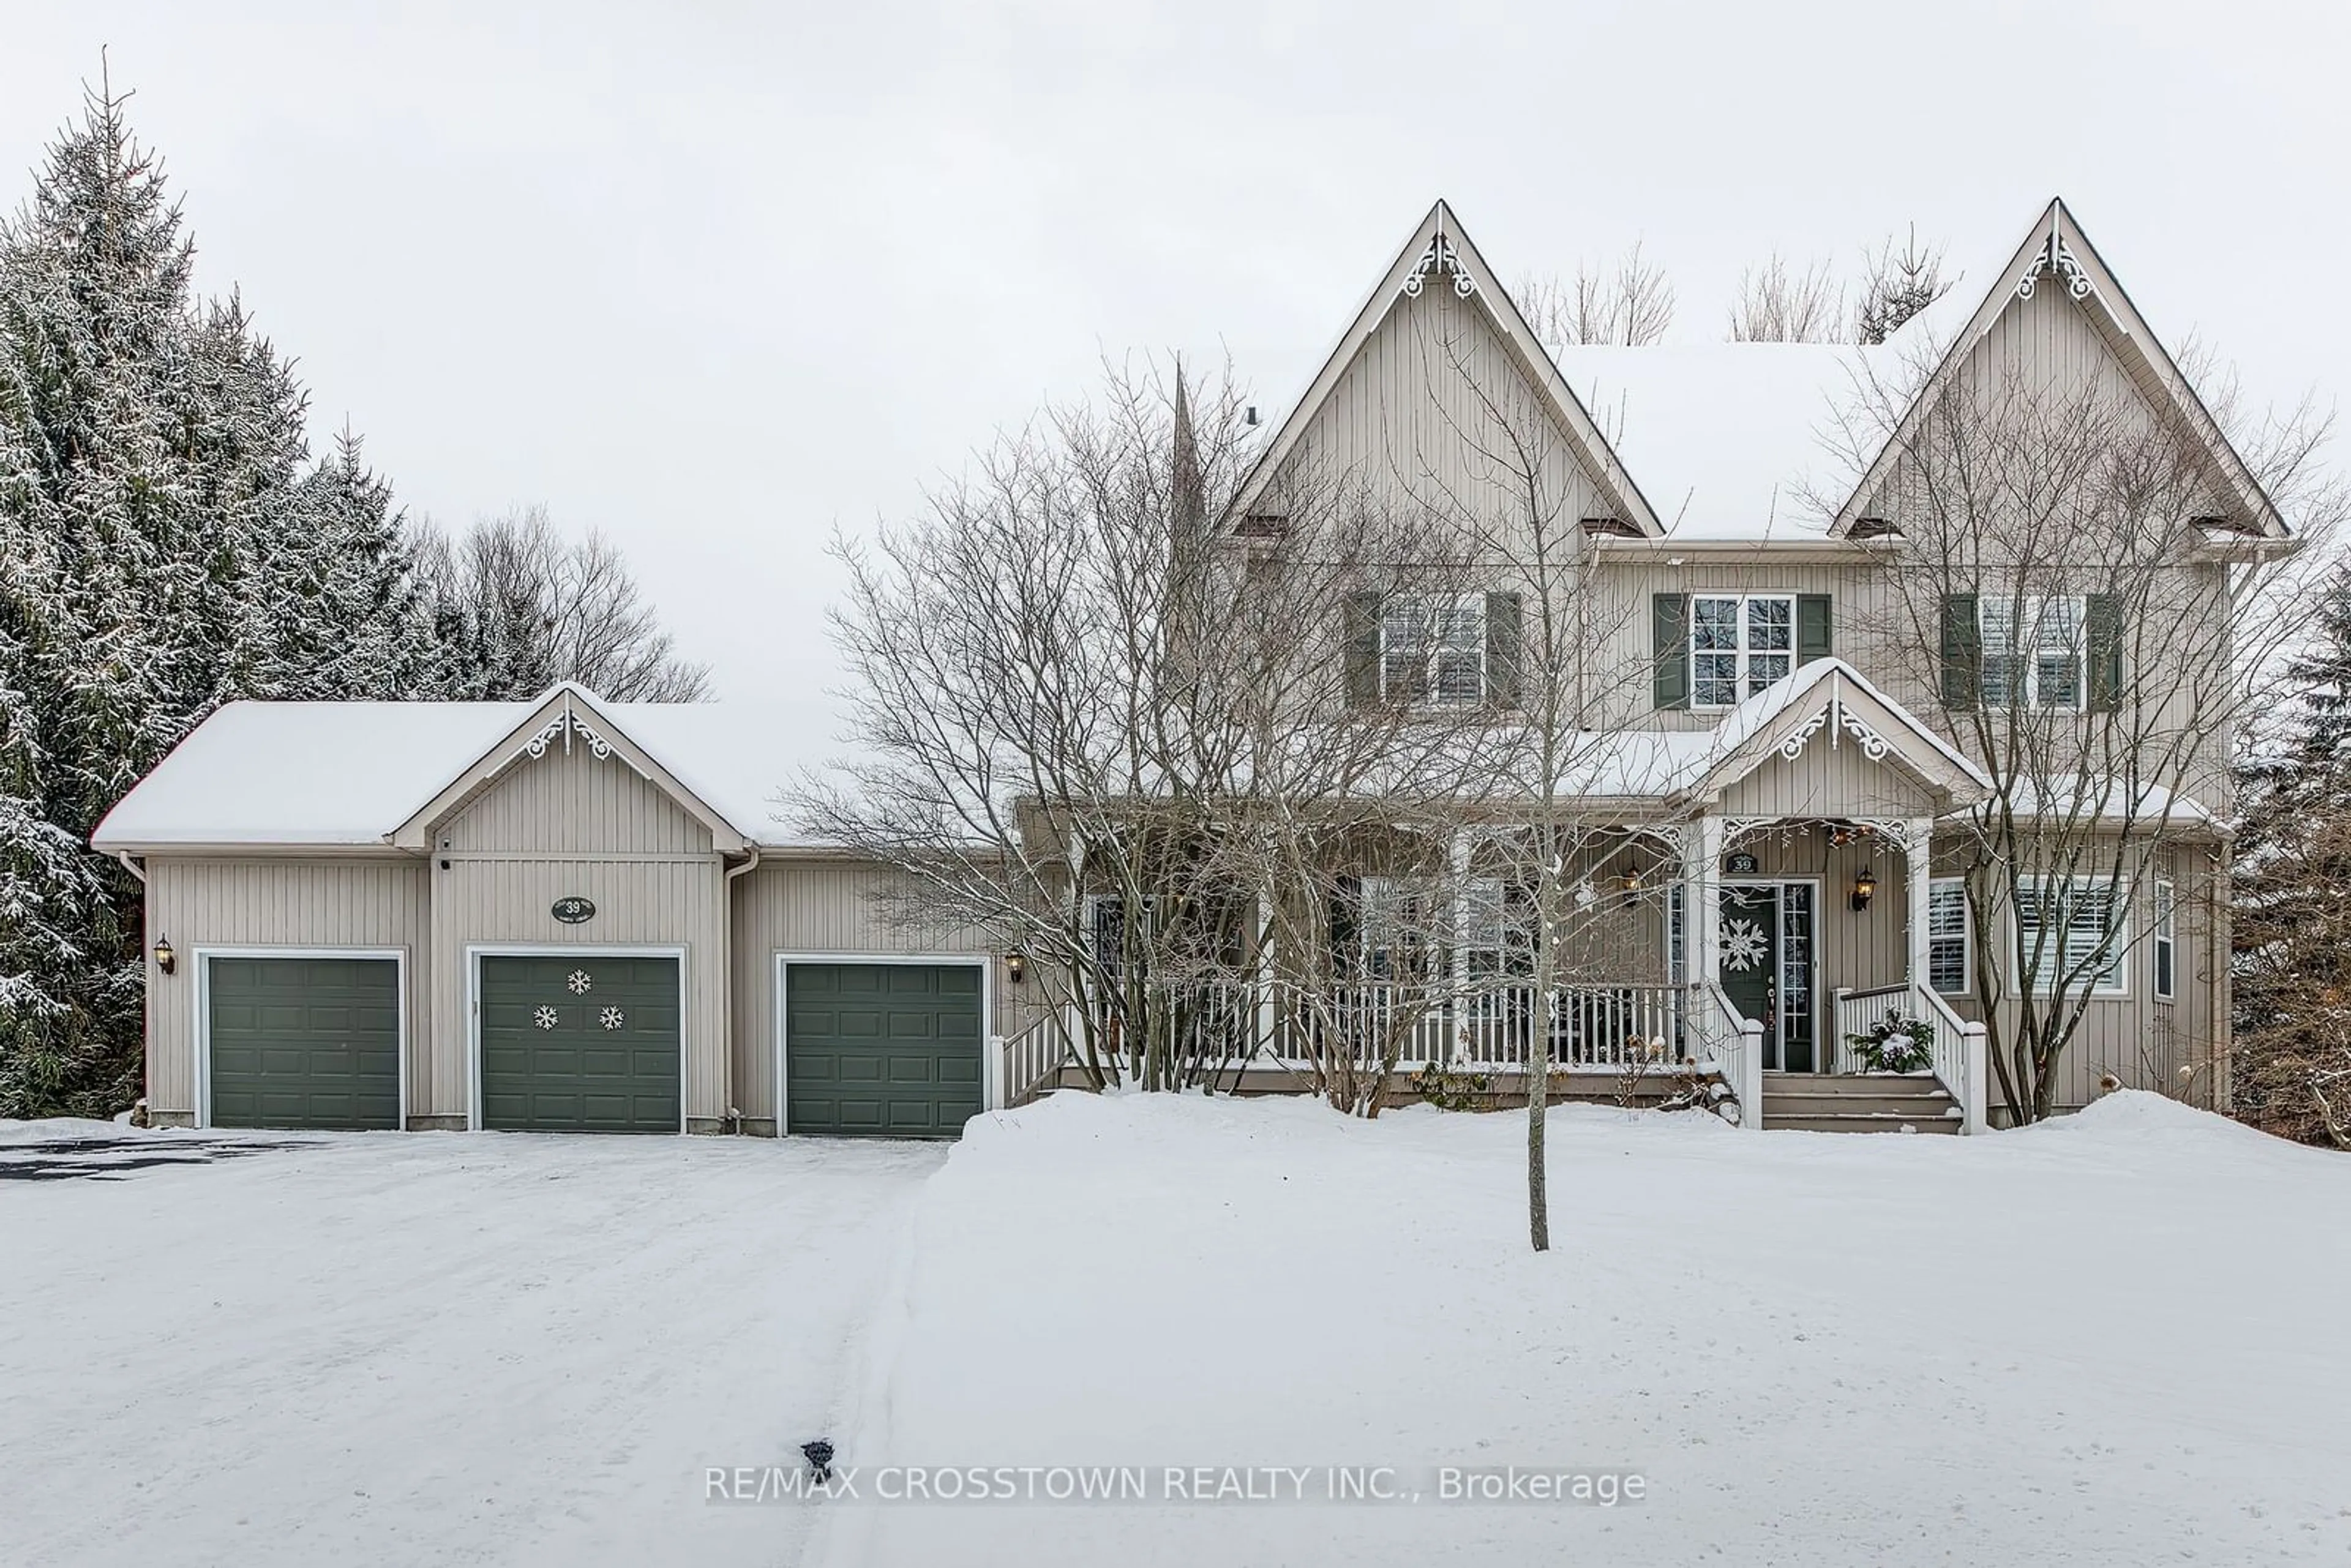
[1913, 985, 1987, 1135]
[1691, 979, 1766, 1130]
[999, 1013, 1074, 1108]
[1832, 982, 1987, 1135]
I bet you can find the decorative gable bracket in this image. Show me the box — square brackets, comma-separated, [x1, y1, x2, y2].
[2015, 212, 2093, 304]
[522, 705, 621, 765]
[1401, 232, 1479, 301]
[1777, 694, 1894, 763]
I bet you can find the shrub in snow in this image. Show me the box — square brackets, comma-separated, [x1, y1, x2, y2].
[1847, 1010, 1935, 1074]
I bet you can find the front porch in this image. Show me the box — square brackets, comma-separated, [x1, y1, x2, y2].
[1006, 661, 1993, 1131]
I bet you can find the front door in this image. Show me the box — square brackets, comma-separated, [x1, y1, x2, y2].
[1719, 882, 1817, 1071]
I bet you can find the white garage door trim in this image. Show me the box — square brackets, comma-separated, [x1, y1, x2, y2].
[465, 943, 691, 1133]
[773, 952, 999, 1134]
[192, 945, 410, 1131]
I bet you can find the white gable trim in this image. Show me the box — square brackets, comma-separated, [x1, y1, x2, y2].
[389, 685, 749, 853]
[1678, 661, 1991, 810]
[1834, 198, 2287, 539]
[1229, 199, 1662, 536]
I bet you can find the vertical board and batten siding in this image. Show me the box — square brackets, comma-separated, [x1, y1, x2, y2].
[729, 859, 1004, 1134]
[1714, 735, 1936, 822]
[1932, 835, 2216, 1116]
[1277, 280, 1609, 557]
[1593, 559, 1919, 731]
[426, 744, 728, 1130]
[143, 858, 431, 1120]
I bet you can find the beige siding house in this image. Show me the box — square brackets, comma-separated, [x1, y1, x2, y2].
[92, 193, 2292, 1137]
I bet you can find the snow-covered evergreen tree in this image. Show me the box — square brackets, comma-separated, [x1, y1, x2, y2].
[0, 80, 448, 1115]
[2233, 556, 2351, 1146]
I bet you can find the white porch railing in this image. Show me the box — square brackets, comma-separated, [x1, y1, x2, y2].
[998, 1013, 1076, 1108]
[1689, 980, 1766, 1130]
[1832, 983, 1987, 1134]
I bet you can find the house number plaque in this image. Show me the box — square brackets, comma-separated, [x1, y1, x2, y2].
[1724, 852, 1759, 876]
[550, 896, 597, 925]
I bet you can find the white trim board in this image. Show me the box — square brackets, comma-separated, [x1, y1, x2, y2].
[772, 952, 997, 1136]
[465, 943, 691, 1133]
[191, 945, 410, 1132]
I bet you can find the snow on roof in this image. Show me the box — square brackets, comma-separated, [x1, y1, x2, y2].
[92, 695, 839, 850]
[1550, 342, 1876, 540]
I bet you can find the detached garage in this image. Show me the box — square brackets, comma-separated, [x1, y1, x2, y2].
[93, 683, 1016, 1139]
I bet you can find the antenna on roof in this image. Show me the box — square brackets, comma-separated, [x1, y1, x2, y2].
[1245, 406, 1259, 427]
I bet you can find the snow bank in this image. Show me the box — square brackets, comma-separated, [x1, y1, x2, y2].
[820, 1091, 2351, 1567]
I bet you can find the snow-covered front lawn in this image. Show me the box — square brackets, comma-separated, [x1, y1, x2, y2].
[1, 1126, 945, 1568]
[818, 1092, 2351, 1567]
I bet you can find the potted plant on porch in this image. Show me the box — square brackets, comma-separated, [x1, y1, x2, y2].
[1845, 1009, 1936, 1075]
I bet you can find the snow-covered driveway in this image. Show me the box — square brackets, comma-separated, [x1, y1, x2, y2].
[1, 1127, 945, 1568]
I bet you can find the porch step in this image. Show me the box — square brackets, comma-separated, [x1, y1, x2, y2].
[1760, 1072, 1960, 1133]
[1767, 1111, 1962, 1134]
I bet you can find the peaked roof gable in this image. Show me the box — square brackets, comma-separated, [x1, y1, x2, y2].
[1678, 659, 1992, 810]
[1833, 198, 2287, 539]
[1230, 200, 1663, 536]
[389, 683, 749, 853]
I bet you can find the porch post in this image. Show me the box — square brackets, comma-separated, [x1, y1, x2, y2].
[1254, 899, 1276, 1066]
[1904, 816, 1935, 992]
[1691, 816, 1724, 989]
[1447, 828, 1472, 1068]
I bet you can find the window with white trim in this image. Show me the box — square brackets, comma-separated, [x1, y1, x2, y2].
[1354, 876, 1434, 981]
[2153, 879, 2176, 1000]
[1379, 595, 1486, 706]
[2016, 877, 2127, 996]
[1691, 595, 1794, 708]
[1981, 595, 2085, 710]
[1927, 877, 1970, 996]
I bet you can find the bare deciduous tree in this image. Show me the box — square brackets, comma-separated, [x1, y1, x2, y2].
[800, 361, 1499, 1111]
[414, 505, 710, 701]
[1826, 326, 2341, 1123]
[1728, 252, 1844, 343]
[1517, 241, 1675, 347]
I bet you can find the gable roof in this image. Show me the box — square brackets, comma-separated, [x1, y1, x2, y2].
[1673, 658, 1993, 810]
[1829, 198, 2288, 539]
[1229, 199, 1663, 536]
[389, 685, 747, 853]
[92, 685, 837, 853]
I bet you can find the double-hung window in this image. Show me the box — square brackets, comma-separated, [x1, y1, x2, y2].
[1354, 877, 1433, 982]
[1691, 594, 1794, 708]
[1927, 877, 1971, 995]
[2153, 879, 2177, 1000]
[1981, 595, 2086, 710]
[2016, 877, 2127, 996]
[1379, 595, 1487, 706]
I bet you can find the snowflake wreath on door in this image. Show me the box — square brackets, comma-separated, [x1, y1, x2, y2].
[1720, 918, 1768, 972]
[599, 1007, 625, 1030]
[567, 969, 593, 994]
[533, 1005, 560, 1030]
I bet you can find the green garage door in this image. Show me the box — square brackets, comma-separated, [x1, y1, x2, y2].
[208, 956, 400, 1130]
[786, 963, 984, 1137]
[479, 955, 681, 1133]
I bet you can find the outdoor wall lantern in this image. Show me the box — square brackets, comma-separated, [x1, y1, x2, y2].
[1850, 868, 1878, 913]
[1005, 952, 1027, 984]
[1618, 861, 1643, 904]
[152, 934, 176, 975]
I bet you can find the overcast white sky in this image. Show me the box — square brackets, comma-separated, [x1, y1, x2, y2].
[6, 0, 2346, 732]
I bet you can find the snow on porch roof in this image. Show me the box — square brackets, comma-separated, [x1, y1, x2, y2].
[91, 697, 836, 851]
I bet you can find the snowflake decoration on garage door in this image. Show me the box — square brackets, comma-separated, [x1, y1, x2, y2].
[599, 1006, 625, 1030]
[1720, 918, 1768, 972]
[567, 969, 593, 994]
[533, 1005, 559, 1030]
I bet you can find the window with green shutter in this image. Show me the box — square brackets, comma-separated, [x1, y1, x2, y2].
[1652, 593, 1690, 710]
